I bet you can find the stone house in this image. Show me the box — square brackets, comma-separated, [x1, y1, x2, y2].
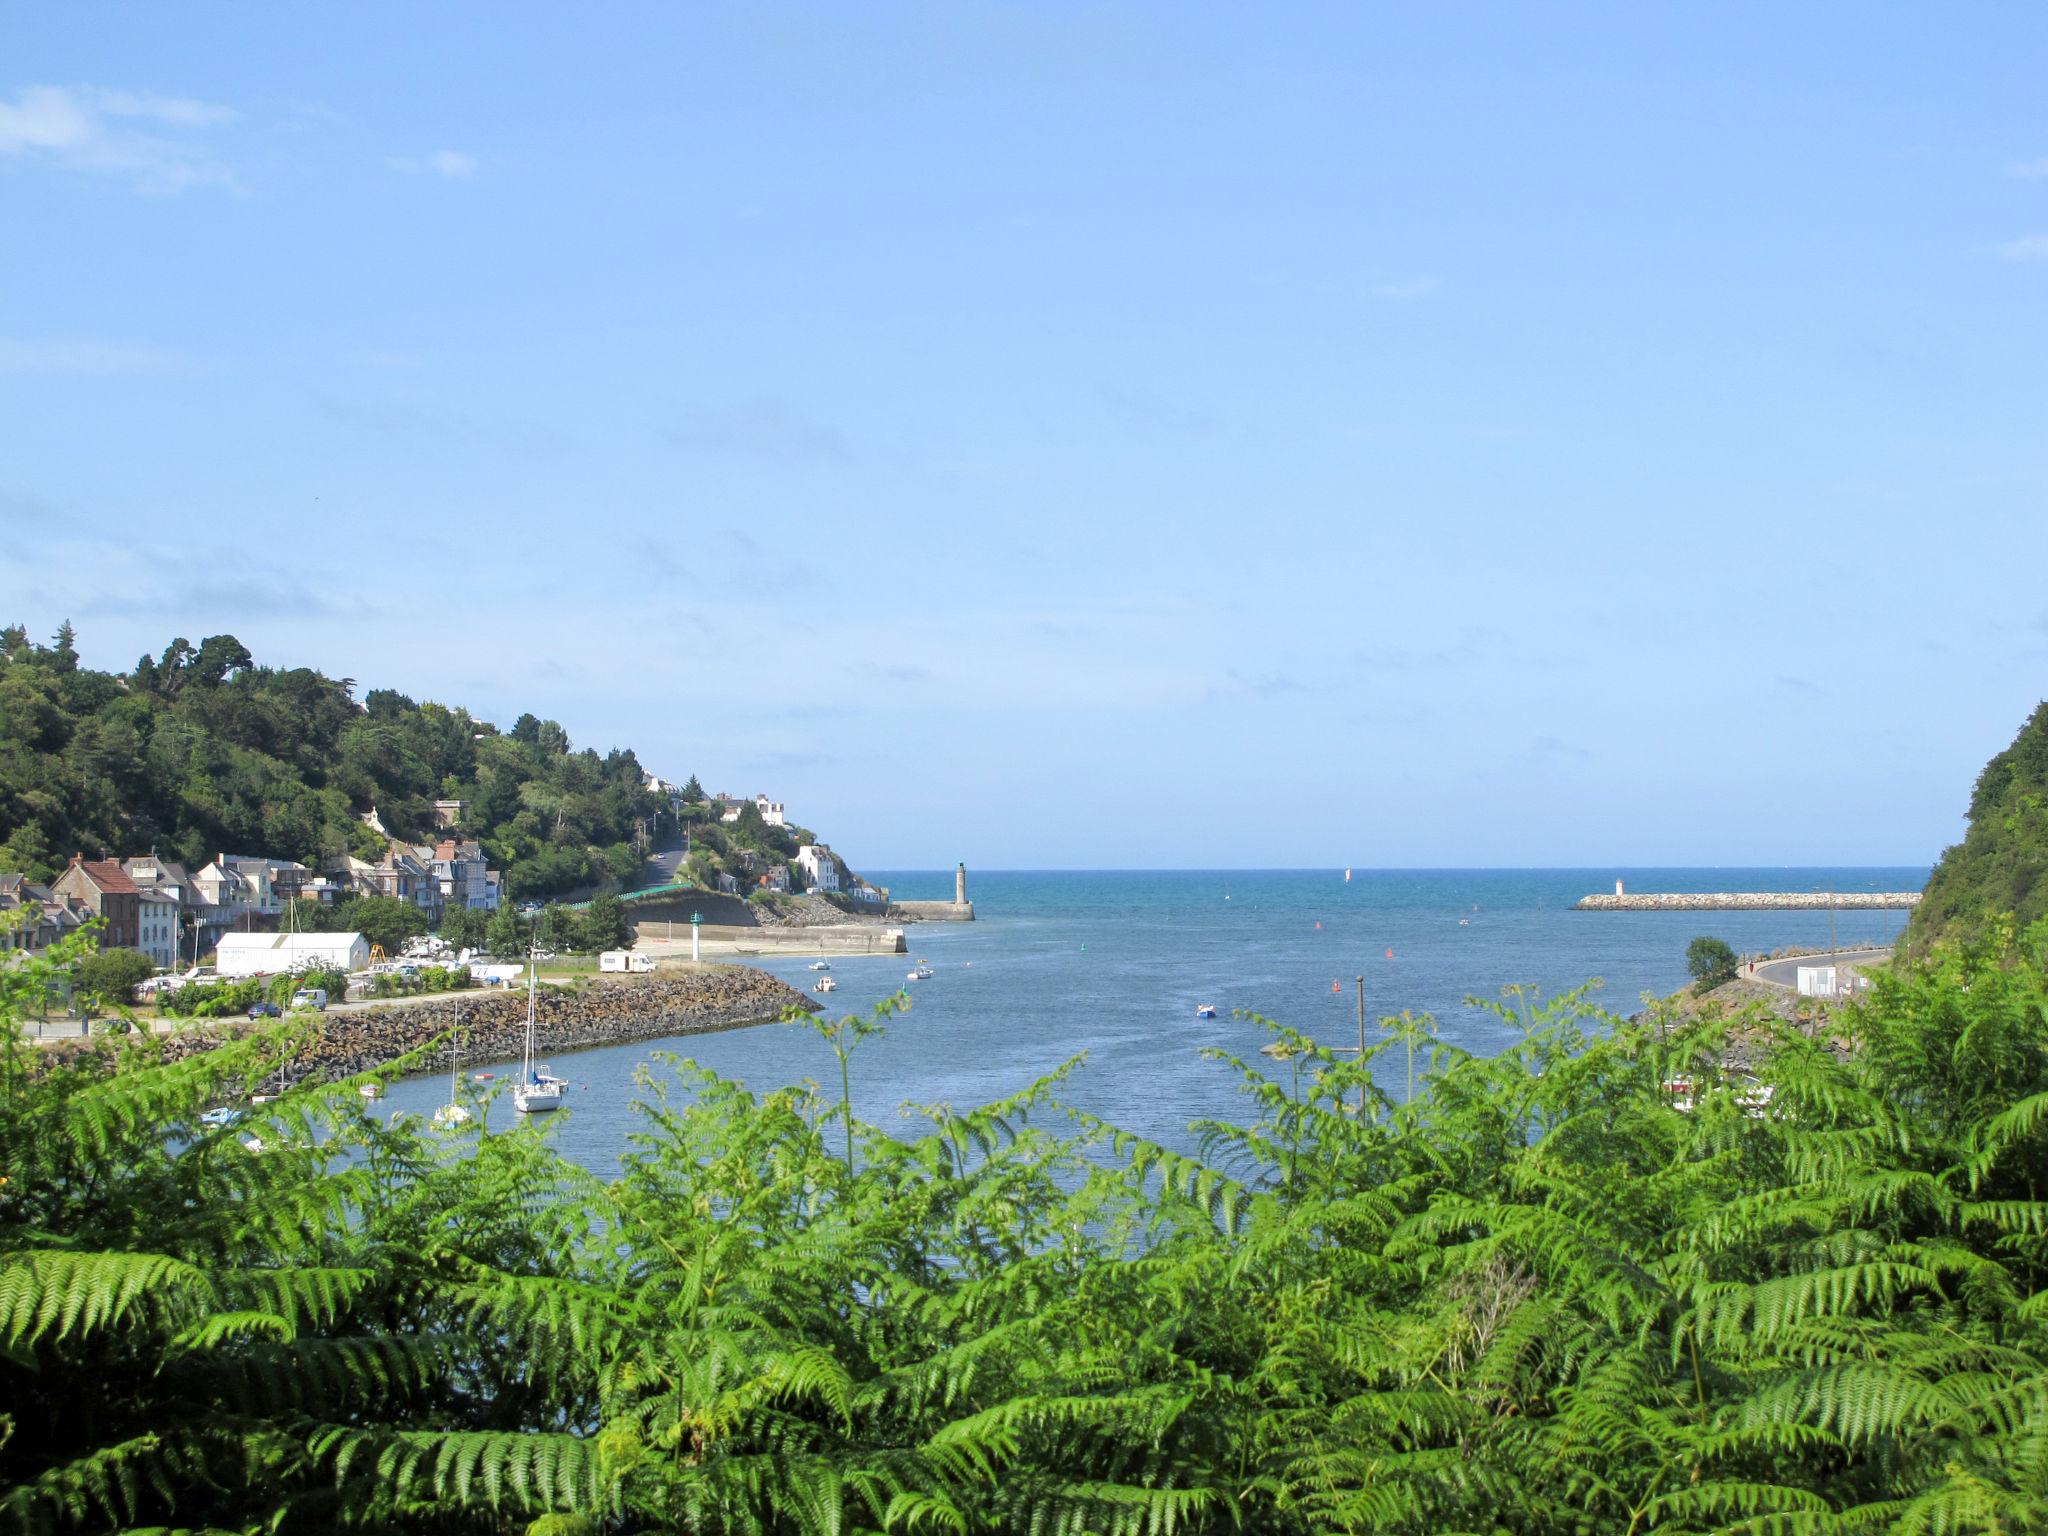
[51, 856, 142, 950]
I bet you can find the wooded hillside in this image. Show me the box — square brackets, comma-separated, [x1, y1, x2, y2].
[1908, 697, 2048, 949]
[0, 621, 783, 901]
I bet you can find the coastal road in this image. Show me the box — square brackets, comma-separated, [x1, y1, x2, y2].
[1745, 947, 1895, 990]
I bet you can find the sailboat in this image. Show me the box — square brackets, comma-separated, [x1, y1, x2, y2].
[512, 950, 567, 1114]
[1344, 868, 1352, 882]
[434, 1031, 471, 1126]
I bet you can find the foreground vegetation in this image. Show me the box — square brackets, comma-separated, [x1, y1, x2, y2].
[5, 923, 2048, 1533]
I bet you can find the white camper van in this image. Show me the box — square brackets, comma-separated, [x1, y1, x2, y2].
[599, 950, 655, 974]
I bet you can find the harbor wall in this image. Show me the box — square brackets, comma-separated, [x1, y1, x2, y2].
[83, 967, 818, 1090]
[893, 899, 975, 922]
[1575, 892, 1921, 912]
[646, 925, 906, 956]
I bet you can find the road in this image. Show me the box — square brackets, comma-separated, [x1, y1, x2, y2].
[1745, 947, 1895, 990]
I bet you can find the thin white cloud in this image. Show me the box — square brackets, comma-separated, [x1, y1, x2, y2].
[666, 397, 850, 462]
[0, 84, 238, 193]
[388, 149, 477, 179]
[0, 338, 190, 376]
[1993, 233, 2048, 262]
[1373, 275, 1442, 300]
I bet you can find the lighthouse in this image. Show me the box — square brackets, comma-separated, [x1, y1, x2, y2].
[955, 862, 968, 906]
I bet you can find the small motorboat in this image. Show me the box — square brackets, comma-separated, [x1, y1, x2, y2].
[198, 1106, 243, 1129]
[814, 976, 837, 993]
[1194, 1004, 1218, 1020]
[473, 1073, 495, 1082]
[808, 960, 831, 972]
[906, 965, 934, 981]
[357, 1083, 382, 1101]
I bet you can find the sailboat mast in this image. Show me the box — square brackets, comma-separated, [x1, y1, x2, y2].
[524, 943, 538, 1080]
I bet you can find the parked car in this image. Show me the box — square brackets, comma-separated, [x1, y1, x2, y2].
[290, 988, 328, 1011]
[247, 1002, 282, 1019]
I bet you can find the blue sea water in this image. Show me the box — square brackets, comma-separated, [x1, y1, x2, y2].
[378, 867, 1925, 1164]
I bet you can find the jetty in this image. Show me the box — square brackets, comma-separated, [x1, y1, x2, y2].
[1576, 888, 1921, 912]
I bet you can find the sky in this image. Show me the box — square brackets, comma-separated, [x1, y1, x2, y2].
[3, 4, 2045, 870]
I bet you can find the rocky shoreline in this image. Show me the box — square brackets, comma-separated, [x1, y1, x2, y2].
[90, 967, 820, 1092]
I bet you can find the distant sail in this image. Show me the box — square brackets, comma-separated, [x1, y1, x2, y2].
[1344, 868, 1352, 882]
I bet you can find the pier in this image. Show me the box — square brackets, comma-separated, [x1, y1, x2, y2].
[1575, 890, 1921, 912]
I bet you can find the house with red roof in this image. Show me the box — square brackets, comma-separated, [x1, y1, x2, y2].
[51, 855, 141, 951]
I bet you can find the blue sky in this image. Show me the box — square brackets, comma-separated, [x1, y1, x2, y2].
[4, 4, 2045, 869]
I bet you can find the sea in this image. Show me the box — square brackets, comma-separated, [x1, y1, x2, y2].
[377, 867, 1926, 1166]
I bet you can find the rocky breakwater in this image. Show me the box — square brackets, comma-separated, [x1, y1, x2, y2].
[156, 966, 818, 1091]
[1575, 891, 1922, 912]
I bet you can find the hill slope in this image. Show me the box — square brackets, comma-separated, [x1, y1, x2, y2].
[0, 622, 821, 902]
[1908, 698, 2048, 948]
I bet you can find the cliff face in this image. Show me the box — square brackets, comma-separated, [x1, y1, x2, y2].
[1910, 699, 2048, 949]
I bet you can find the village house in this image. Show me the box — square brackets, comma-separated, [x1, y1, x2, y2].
[192, 854, 314, 932]
[796, 843, 841, 893]
[428, 839, 501, 911]
[131, 877, 181, 969]
[432, 799, 469, 829]
[0, 873, 90, 956]
[340, 846, 440, 916]
[757, 866, 791, 894]
[123, 855, 225, 960]
[51, 855, 142, 950]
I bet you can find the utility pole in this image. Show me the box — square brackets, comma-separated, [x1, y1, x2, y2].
[1355, 975, 1367, 1115]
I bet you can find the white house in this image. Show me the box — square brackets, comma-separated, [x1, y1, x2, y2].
[216, 931, 371, 977]
[753, 794, 787, 827]
[796, 844, 840, 893]
[132, 879, 181, 969]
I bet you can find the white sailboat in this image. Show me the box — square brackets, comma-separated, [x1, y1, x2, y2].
[434, 1032, 471, 1126]
[512, 951, 566, 1114]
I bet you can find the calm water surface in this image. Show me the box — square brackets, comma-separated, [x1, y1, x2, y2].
[380, 867, 1924, 1164]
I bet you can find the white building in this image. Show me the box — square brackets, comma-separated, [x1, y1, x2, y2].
[754, 794, 787, 827]
[796, 844, 840, 893]
[215, 931, 371, 977]
[133, 880, 181, 969]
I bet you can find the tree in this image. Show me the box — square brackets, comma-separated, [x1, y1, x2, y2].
[1686, 934, 1739, 990]
[436, 906, 489, 949]
[485, 902, 530, 958]
[538, 902, 580, 953]
[333, 895, 428, 956]
[579, 892, 628, 952]
[71, 945, 155, 1006]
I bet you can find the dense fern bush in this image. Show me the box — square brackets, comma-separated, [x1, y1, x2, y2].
[6, 923, 2048, 1532]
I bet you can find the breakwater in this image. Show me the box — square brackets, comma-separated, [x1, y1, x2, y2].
[1575, 891, 1922, 912]
[135, 967, 818, 1091]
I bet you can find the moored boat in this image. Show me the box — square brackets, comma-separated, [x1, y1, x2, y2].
[512, 948, 567, 1115]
